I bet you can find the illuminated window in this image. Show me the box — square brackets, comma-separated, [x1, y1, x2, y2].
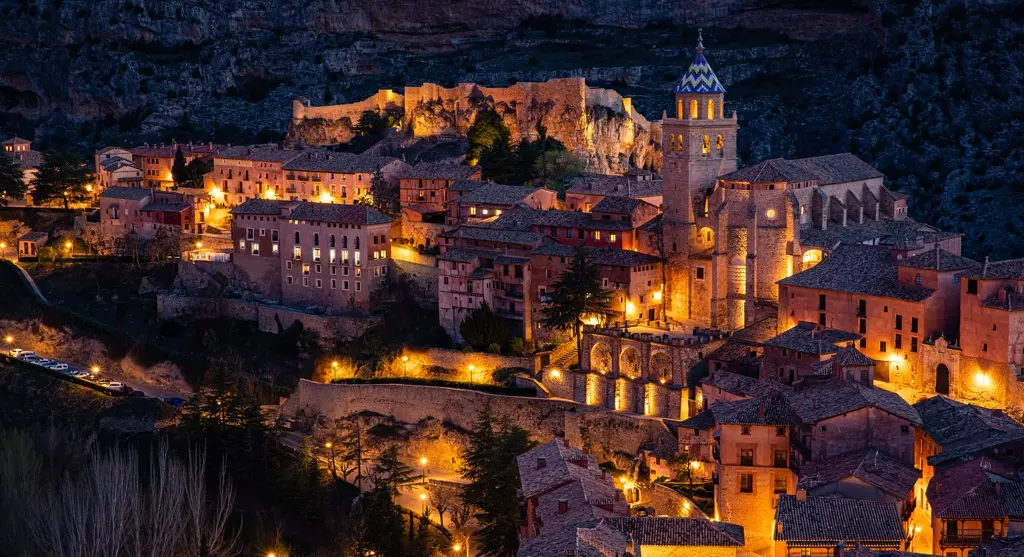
[701, 135, 710, 154]
[676, 98, 683, 119]
[707, 99, 715, 120]
[739, 473, 753, 493]
[482, 208, 490, 215]
[470, 206, 477, 216]
[610, 234, 617, 242]
[766, 209, 777, 219]
[669, 134, 675, 152]
[690, 99, 698, 120]
[716, 134, 724, 152]
[595, 231, 601, 241]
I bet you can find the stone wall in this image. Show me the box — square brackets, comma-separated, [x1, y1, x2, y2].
[919, 338, 1024, 413]
[289, 78, 660, 174]
[564, 410, 677, 461]
[398, 221, 450, 251]
[391, 258, 438, 306]
[280, 379, 578, 440]
[378, 347, 533, 383]
[156, 295, 378, 342]
[637, 484, 708, 519]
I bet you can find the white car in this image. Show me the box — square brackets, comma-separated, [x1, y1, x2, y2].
[15, 351, 36, 360]
[46, 363, 69, 371]
[9, 348, 26, 357]
[33, 359, 55, 367]
[106, 382, 125, 390]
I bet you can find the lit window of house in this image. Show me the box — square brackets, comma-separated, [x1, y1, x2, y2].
[293, 246, 302, 260]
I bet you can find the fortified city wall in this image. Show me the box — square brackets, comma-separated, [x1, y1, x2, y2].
[288, 78, 661, 174]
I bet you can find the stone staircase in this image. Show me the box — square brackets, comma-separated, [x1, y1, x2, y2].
[550, 342, 578, 370]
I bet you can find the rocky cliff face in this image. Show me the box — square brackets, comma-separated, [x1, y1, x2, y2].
[2, 0, 1022, 257]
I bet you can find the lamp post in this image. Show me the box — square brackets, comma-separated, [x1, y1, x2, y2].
[0, 241, 6, 259]
[419, 492, 427, 514]
[420, 457, 428, 484]
[64, 240, 73, 259]
[325, 441, 337, 479]
[4, 335, 12, 345]
[468, 364, 475, 384]
[402, 355, 409, 378]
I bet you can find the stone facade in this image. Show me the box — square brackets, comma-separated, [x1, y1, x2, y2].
[289, 78, 659, 174]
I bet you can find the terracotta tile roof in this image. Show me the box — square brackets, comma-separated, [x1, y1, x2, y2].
[11, 150, 43, 170]
[590, 196, 646, 214]
[969, 537, 1024, 557]
[517, 439, 603, 499]
[958, 259, 1024, 281]
[605, 517, 744, 547]
[99, 157, 139, 172]
[458, 183, 547, 205]
[701, 370, 790, 399]
[711, 393, 791, 426]
[567, 175, 663, 198]
[784, 381, 921, 425]
[531, 243, 660, 268]
[18, 231, 48, 242]
[829, 345, 875, 367]
[678, 409, 716, 431]
[495, 207, 634, 232]
[402, 162, 480, 181]
[732, 314, 782, 343]
[913, 396, 1024, 448]
[446, 179, 490, 193]
[440, 225, 546, 246]
[494, 254, 532, 265]
[787, 153, 884, 186]
[778, 244, 936, 302]
[763, 323, 861, 355]
[216, 144, 304, 163]
[141, 201, 191, 212]
[437, 247, 495, 263]
[229, 199, 295, 215]
[844, 549, 935, 557]
[282, 151, 400, 173]
[774, 495, 905, 546]
[798, 449, 921, 499]
[287, 202, 392, 225]
[719, 158, 818, 184]
[706, 339, 763, 366]
[2, 136, 31, 146]
[637, 213, 663, 233]
[131, 144, 222, 158]
[575, 520, 629, 557]
[99, 186, 152, 201]
[927, 460, 1017, 519]
[799, 217, 957, 251]
[899, 249, 979, 272]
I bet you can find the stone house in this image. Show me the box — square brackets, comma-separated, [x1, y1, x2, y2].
[231, 199, 392, 313]
[759, 323, 864, 385]
[957, 260, 1024, 367]
[796, 448, 921, 521]
[777, 245, 976, 387]
[398, 161, 480, 215]
[926, 459, 1024, 557]
[445, 182, 556, 224]
[132, 143, 221, 189]
[208, 145, 304, 206]
[3, 137, 42, 201]
[707, 393, 795, 555]
[773, 494, 909, 556]
[437, 247, 527, 344]
[566, 172, 663, 213]
[279, 151, 409, 204]
[17, 231, 48, 257]
[96, 157, 143, 191]
[98, 187, 197, 247]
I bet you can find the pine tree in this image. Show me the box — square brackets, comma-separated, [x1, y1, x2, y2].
[541, 245, 614, 362]
[171, 146, 188, 186]
[372, 445, 414, 501]
[0, 150, 27, 205]
[461, 406, 535, 557]
[29, 151, 94, 209]
[467, 109, 510, 165]
[459, 301, 508, 351]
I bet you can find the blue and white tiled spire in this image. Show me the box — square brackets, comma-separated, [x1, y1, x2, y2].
[674, 29, 726, 94]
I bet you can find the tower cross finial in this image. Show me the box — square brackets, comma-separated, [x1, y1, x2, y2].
[697, 28, 704, 54]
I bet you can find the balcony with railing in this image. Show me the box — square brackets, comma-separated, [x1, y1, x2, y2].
[941, 529, 994, 547]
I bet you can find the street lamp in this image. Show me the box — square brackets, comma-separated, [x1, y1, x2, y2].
[420, 457, 428, 483]
[90, 365, 100, 375]
[64, 240, 73, 258]
[402, 355, 409, 377]
[419, 492, 427, 514]
[3, 335, 12, 344]
[468, 364, 475, 384]
[325, 441, 336, 479]
[0, 241, 6, 259]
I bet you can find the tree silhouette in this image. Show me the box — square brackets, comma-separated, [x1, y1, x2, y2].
[30, 151, 94, 209]
[0, 150, 27, 205]
[541, 246, 613, 362]
[459, 302, 508, 351]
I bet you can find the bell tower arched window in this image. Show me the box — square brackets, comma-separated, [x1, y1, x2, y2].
[707, 100, 715, 120]
[701, 135, 710, 154]
[676, 98, 683, 120]
[716, 134, 724, 153]
[669, 134, 675, 152]
[690, 100, 698, 120]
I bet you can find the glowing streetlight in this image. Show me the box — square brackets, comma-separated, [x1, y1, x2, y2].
[419, 492, 428, 513]
[325, 441, 337, 479]
[468, 364, 476, 384]
[402, 355, 409, 377]
[331, 360, 339, 369]
[195, 241, 203, 249]
[420, 456, 429, 482]
[3, 335, 12, 344]
[452, 544, 461, 552]
[267, 553, 276, 557]
[975, 371, 993, 388]
[0, 241, 6, 259]
[90, 365, 100, 374]
[550, 369, 561, 379]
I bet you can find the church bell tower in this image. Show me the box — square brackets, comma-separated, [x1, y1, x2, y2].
[662, 30, 738, 325]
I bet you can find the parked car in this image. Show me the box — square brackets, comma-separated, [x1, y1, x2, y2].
[9, 348, 27, 357]
[106, 382, 125, 390]
[164, 397, 187, 407]
[46, 362, 69, 371]
[95, 379, 111, 386]
[16, 352, 38, 360]
[33, 359, 54, 367]
[128, 390, 146, 398]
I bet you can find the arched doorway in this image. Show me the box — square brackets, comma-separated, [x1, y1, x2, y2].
[936, 364, 950, 395]
[591, 343, 612, 374]
[620, 347, 641, 379]
[651, 352, 671, 383]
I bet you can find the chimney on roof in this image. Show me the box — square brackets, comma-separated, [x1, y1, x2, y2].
[557, 499, 568, 514]
[537, 456, 547, 470]
[983, 256, 989, 278]
[796, 488, 807, 502]
[777, 522, 783, 535]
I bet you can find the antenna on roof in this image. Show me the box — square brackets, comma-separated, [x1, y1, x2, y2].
[696, 28, 704, 54]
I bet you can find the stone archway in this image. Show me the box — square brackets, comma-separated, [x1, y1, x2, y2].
[651, 351, 671, 383]
[620, 347, 641, 379]
[802, 249, 823, 271]
[698, 227, 715, 250]
[936, 364, 950, 395]
[591, 343, 612, 374]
